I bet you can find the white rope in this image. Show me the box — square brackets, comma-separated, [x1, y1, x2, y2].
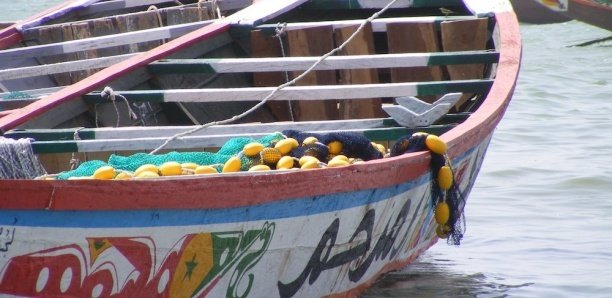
[148, 0, 401, 154]
[274, 22, 295, 122]
[100, 86, 138, 127]
[0, 137, 47, 179]
[69, 127, 85, 170]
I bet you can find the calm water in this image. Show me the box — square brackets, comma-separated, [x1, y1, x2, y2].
[364, 21, 612, 298]
[2, 2, 612, 297]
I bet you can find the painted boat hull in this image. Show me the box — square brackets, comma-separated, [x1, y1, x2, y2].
[509, 0, 572, 24]
[0, 1, 522, 297]
[511, 0, 612, 30]
[0, 134, 491, 297]
[563, 0, 612, 31]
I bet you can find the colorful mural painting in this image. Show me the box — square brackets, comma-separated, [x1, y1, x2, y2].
[0, 222, 275, 297]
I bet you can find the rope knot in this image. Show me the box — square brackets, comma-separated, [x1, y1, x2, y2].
[274, 23, 287, 38]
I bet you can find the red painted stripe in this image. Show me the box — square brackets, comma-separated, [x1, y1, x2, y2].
[0, 30, 20, 50]
[0, 150, 432, 211]
[0, 22, 231, 133]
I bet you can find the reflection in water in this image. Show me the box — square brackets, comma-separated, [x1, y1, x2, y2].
[362, 253, 532, 298]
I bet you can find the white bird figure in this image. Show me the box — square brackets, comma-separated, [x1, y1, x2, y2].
[382, 93, 462, 128]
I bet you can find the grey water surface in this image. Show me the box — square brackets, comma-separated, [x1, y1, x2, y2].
[364, 20, 612, 298]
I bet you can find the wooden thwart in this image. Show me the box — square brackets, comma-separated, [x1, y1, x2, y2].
[14, 123, 456, 154]
[148, 51, 499, 74]
[82, 80, 493, 103]
[1, 20, 213, 61]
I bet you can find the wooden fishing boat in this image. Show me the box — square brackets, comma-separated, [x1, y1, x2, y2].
[511, 0, 612, 30]
[509, 0, 572, 24]
[0, 22, 14, 30]
[0, 0, 521, 297]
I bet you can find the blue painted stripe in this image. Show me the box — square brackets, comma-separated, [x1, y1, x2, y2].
[1, 141, 482, 228]
[1, 175, 430, 228]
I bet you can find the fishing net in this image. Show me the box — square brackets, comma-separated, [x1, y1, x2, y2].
[57, 132, 285, 179]
[282, 129, 383, 161]
[0, 137, 47, 179]
[391, 133, 466, 246]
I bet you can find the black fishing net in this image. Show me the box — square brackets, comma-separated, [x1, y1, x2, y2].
[391, 132, 466, 246]
[282, 129, 383, 162]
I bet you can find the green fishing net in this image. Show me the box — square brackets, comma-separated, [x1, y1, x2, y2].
[56, 132, 285, 179]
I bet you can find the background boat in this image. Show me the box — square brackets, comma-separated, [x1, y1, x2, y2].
[510, 0, 612, 31]
[509, 0, 572, 24]
[0, 0, 521, 296]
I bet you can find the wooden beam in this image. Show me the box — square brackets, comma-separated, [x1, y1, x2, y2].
[255, 16, 480, 34]
[0, 53, 138, 80]
[148, 51, 499, 74]
[82, 80, 492, 103]
[5, 117, 398, 141]
[76, 0, 252, 18]
[22, 124, 455, 153]
[0, 20, 213, 61]
[302, 0, 463, 9]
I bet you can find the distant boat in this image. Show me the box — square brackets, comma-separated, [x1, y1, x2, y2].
[510, 0, 572, 24]
[0, 21, 14, 30]
[0, 0, 521, 297]
[511, 0, 612, 31]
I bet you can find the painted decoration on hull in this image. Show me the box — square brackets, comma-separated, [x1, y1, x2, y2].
[537, 0, 569, 11]
[0, 222, 275, 297]
[278, 189, 435, 298]
[0, 137, 489, 297]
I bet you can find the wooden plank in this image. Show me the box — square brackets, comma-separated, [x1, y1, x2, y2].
[5, 117, 399, 141]
[31, 24, 75, 86]
[90, 17, 127, 58]
[0, 20, 213, 61]
[148, 51, 499, 74]
[441, 18, 489, 108]
[124, 10, 163, 52]
[250, 29, 291, 121]
[25, 124, 455, 153]
[255, 16, 479, 34]
[4, 113, 472, 142]
[69, 22, 97, 83]
[166, 7, 212, 26]
[303, 0, 462, 9]
[82, 80, 493, 103]
[77, 0, 252, 18]
[387, 22, 444, 103]
[335, 24, 384, 119]
[286, 25, 338, 121]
